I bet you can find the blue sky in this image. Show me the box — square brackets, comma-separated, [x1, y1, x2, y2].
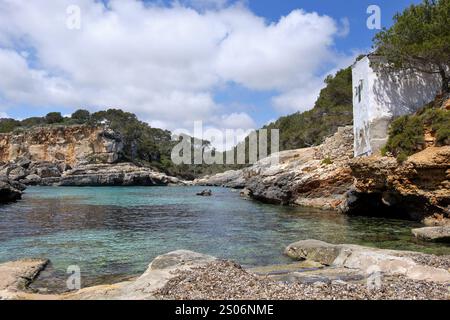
[0, 0, 422, 134]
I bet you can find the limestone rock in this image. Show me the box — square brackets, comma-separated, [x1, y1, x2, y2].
[91, 250, 215, 300]
[0, 125, 123, 167]
[0, 179, 23, 203]
[59, 163, 185, 186]
[285, 240, 344, 266]
[194, 170, 245, 189]
[240, 188, 252, 199]
[21, 174, 42, 186]
[194, 126, 355, 210]
[0, 259, 49, 292]
[285, 239, 450, 283]
[349, 146, 450, 223]
[8, 165, 27, 181]
[412, 226, 450, 242]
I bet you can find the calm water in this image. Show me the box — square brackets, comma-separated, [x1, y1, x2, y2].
[0, 186, 448, 288]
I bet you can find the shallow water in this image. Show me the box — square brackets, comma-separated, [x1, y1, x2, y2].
[0, 186, 448, 288]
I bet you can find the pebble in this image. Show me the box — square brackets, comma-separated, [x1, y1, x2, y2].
[155, 260, 450, 300]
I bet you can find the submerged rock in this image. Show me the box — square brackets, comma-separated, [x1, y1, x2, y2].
[412, 226, 450, 242]
[196, 189, 212, 196]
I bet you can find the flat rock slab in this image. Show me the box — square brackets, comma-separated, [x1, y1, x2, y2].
[285, 239, 450, 283]
[248, 261, 324, 276]
[268, 267, 366, 285]
[0, 259, 49, 291]
[412, 226, 450, 242]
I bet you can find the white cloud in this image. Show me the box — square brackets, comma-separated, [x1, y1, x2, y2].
[212, 112, 256, 129]
[272, 78, 325, 113]
[206, 112, 255, 151]
[0, 0, 353, 131]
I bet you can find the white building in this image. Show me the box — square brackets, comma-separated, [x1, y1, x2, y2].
[352, 55, 442, 157]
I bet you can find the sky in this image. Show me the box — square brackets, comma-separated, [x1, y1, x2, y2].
[0, 0, 422, 143]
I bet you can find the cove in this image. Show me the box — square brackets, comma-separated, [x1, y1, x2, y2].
[0, 186, 448, 290]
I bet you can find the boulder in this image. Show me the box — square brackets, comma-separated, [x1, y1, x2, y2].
[240, 188, 252, 199]
[412, 227, 450, 242]
[21, 174, 42, 186]
[16, 157, 31, 169]
[32, 163, 62, 178]
[285, 240, 343, 266]
[0, 179, 23, 203]
[8, 166, 28, 180]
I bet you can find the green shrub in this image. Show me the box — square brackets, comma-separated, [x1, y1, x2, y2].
[321, 157, 333, 165]
[384, 106, 450, 162]
[45, 112, 64, 124]
[71, 109, 91, 124]
[0, 119, 21, 133]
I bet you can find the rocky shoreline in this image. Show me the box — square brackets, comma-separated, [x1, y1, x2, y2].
[0, 161, 186, 188]
[195, 126, 355, 210]
[194, 126, 450, 226]
[0, 125, 187, 191]
[0, 241, 448, 300]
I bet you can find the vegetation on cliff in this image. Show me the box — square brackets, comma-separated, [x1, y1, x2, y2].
[264, 67, 353, 151]
[0, 65, 353, 178]
[234, 67, 353, 155]
[382, 99, 450, 161]
[0, 109, 237, 179]
[374, 0, 450, 94]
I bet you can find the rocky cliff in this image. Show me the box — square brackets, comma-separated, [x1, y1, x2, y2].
[0, 125, 185, 188]
[348, 146, 450, 225]
[196, 126, 450, 223]
[195, 126, 355, 210]
[0, 125, 123, 167]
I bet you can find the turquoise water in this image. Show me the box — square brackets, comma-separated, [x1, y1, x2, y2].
[0, 186, 448, 288]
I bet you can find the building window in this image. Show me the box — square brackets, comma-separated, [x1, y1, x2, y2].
[355, 80, 363, 103]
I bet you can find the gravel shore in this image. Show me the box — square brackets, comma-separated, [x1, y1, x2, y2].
[404, 253, 450, 270]
[155, 260, 450, 300]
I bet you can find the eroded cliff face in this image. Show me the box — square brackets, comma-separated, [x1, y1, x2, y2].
[195, 126, 355, 210]
[0, 125, 186, 187]
[0, 125, 123, 167]
[195, 126, 449, 223]
[348, 146, 450, 225]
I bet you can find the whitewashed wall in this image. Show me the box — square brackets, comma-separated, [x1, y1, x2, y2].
[352, 56, 442, 157]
